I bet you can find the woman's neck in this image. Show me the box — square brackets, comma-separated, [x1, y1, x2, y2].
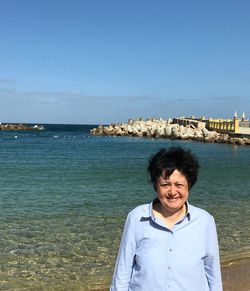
[153, 200, 187, 229]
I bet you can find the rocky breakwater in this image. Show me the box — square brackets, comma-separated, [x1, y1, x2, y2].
[90, 118, 250, 146]
[0, 123, 44, 131]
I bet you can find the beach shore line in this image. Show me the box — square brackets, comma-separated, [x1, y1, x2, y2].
[222, 258, 250, 291]
[89, 258, 250, 291]
[2, 258, 249, 290]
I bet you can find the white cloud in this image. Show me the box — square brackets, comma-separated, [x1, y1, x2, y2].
[0, 88, 248, 124]
[0, 78, 15, 84]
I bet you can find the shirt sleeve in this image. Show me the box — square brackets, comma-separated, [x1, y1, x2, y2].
[204, 216, 223, 291]
[110, 212, 137, 291]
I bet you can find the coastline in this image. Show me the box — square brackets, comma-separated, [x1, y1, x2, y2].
[90, 118, 250, 146]
[93, 258, 250, 291]
[1, 259, 249, 291]
[0, 123, 44, 131]
[222, 258, 250, 291]
[85, 258, 250, 291]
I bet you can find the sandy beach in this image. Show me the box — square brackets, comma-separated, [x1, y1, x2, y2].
[222, 258, 250, 291]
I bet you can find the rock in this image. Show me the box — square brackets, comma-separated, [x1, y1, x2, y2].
[171, 125, 180, 138]
[244, 139, 250, 145]
[156, 125, 166, 137]
[236, 138, 246, 145]
[165, 124, 172, 136]
[0, 123, 44, 131]
[180, 134, 190, 140]
[89, 118, 250, 146]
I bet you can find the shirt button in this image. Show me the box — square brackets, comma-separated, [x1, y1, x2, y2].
[169, 248, 172, 252]
[168, 266, 171, 270]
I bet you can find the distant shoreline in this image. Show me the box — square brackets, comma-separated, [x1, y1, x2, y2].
[0, 123, 44, 131]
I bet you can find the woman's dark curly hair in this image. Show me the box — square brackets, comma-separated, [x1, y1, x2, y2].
[147, 147, 199, 191]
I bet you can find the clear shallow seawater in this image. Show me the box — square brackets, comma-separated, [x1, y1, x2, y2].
[0, 124, 249, 290]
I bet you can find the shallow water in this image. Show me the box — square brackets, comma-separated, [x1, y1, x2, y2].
[0, 125, 249, 289]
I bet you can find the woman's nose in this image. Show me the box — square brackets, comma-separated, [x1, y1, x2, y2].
[167, 185, 177, 195]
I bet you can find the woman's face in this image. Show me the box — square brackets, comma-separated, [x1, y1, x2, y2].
[156, 169, 189, 214]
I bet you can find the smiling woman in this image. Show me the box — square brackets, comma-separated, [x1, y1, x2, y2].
[153, 170, 189, 229]
[110, 147, 223, 291]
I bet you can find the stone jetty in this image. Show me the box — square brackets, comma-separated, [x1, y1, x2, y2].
[0, 123, 44, 131]
[90, 118, 250, 146]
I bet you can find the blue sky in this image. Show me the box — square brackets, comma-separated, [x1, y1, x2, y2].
[0, 0, 249, 124]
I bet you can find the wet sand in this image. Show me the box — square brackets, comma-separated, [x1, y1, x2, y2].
[222, 258, 250, 291]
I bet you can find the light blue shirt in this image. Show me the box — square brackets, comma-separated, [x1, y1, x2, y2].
[110, 201, 223, 291]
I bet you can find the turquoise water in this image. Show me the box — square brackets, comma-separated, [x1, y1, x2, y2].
[0, 124, 249, 290]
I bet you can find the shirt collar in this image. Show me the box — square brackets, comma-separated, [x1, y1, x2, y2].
[143, 198, 191, 221]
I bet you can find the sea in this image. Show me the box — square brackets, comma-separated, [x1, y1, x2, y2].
[0, 124, 249, 290]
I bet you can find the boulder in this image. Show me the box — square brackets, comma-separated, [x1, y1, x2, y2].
[89, 118, 250, 146]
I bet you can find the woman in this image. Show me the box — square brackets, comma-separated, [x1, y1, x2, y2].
[110, 147, 222, 291]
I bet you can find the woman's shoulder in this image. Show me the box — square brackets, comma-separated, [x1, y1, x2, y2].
[188, 203, 215, 222]
[128, 203, 152, 218]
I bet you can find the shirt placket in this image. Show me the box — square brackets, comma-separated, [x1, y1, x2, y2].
[165, 229, 174, 290]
